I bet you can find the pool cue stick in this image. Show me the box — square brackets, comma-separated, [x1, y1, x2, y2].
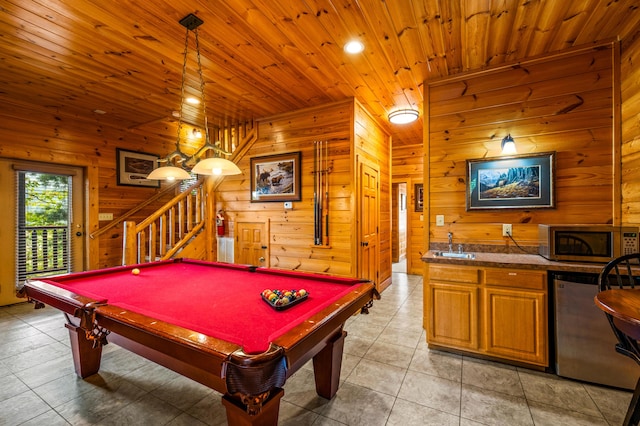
[317, 140, 323, 245]
[313, 141, 320, 245]
[323, 140, 329, 246]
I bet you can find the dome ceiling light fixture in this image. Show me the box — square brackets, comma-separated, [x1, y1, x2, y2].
[388, 109, 420, 124]
[147, 13, 241, 181]
[343, 40, 365, 54]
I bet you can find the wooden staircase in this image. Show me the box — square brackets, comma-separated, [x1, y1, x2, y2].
[118, 121, 256, 265]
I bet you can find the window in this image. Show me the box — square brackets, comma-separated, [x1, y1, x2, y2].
[16, 171, 73, 284]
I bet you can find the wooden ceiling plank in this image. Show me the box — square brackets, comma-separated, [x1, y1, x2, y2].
[483, 1, 518, 67]
[438, 0, 465, 74]
[356, 0, 424, 111]
[504, 0, 544, 63]
[462, 0, 491, 71]
[526, 0, 572, 58]
[546, 0, 599, 52]
[412, 0, 450, 79]
[574, 0, 640, 45]
[250, 0, 392, 118]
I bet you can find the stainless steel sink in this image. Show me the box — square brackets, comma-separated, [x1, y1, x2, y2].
[433, 251, 475, 259]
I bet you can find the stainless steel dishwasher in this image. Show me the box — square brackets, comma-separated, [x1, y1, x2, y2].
[554, 272, 639, 390]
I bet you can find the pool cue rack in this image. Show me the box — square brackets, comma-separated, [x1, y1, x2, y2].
[313, 140, 332, 246]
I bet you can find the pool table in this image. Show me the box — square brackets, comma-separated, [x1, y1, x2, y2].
[19, 258, 376, 426]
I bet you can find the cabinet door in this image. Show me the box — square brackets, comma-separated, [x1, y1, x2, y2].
[483, 287, 547, 365]
[427, 283, 479, 350]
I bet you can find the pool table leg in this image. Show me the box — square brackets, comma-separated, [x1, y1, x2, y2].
[65, 323, 102, 378]
[312, 329, 346, 399]
[222, 388, 284, 426]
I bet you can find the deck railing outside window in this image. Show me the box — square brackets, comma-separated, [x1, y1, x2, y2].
[18, 225, 69, 282]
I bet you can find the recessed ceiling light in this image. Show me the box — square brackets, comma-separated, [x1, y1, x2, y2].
[186, 97, 200, 105]
[344, 40, 364, 54]
[93, 109, 106, 114]
[388, 109, 419, 124]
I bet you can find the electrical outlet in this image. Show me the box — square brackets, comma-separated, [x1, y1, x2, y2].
[502, 224, 512, 237]
[436, 215, 444, 226]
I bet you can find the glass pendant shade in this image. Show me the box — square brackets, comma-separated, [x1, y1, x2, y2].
[146, 165, 192, 181]
[501, 134, 517, 155]
[191, 157, 242, 176]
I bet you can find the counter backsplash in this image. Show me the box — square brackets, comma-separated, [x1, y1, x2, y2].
[429, 242, 539, 255]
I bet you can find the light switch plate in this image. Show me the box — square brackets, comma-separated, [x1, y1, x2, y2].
[436, 215, 444, 226]
[283, 201, 293, 209]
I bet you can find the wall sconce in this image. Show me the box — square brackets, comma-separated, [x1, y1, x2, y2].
[192, 128, 202, 138]
[388, 109, 419, 124]
[501, 134, 517, 155]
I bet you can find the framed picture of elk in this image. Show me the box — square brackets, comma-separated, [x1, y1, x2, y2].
[250, 151, 301, 202]
[466, 152, 555, 210]
[116, 148, 160, 188]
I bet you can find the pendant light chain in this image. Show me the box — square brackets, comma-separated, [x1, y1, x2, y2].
[147, 13, 241, 179]
[174, 26, 191, 163]
[194, 29, 213, 156]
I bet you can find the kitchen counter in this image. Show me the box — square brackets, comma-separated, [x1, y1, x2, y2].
[422, 250, 607, 274]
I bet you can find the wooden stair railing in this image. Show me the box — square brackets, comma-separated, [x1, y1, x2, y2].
[122, 178, 206, 265]
[89, 181, 182, 240]
[120, 120, 257, 265]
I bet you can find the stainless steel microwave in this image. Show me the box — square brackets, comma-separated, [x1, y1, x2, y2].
[539, 224, 639, 263]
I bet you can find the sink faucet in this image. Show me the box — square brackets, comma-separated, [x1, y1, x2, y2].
[448, 232, 453, 253]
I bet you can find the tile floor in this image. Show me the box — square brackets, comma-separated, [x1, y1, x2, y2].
[0, 270, 633, 425]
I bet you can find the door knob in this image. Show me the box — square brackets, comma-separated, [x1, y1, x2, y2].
[259, 257, 265, 262]
[75, 231, 83, 237]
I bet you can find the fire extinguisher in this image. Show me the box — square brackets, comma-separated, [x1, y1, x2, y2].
[216, 210, 226, 236]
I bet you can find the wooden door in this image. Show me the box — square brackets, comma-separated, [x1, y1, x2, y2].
[0, 159, 85, 306]
[358, 161, 379, 288]
[235, 222, 267, 267]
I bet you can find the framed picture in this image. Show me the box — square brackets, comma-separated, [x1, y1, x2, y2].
[116, 148, 160, 187]
[466, 152, 555, 210]
[414, 183, 423, 212]
[250, 152, 301, 202]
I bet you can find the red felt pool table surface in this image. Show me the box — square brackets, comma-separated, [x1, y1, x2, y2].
[37, 259, 365, 354]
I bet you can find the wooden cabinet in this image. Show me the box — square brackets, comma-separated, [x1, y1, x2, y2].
[483, 268, 547, 365]
[426, 265, 480, 350]
[426, 264, 548, 367]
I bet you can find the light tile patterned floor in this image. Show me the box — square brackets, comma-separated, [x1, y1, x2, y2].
[0, 271, 633, 425]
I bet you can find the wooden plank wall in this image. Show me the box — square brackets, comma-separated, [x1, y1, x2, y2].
[0, 97, 184, 271]
[215, 98, 393, 279]
[354, 101, 393, 288]
[622, 32, 640, 224]
[425, 42, 616, 248]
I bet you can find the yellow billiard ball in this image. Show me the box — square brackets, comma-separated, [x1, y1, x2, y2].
[131, 268, 140, 275]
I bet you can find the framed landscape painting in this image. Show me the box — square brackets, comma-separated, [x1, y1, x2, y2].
[466, 152, 555, 210]
[250, 152, 301, 202]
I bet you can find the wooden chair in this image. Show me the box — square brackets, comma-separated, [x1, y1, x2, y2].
[598, 253, 640, 426]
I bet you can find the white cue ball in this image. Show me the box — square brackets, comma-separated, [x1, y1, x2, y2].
[131, 268, 140, 275]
